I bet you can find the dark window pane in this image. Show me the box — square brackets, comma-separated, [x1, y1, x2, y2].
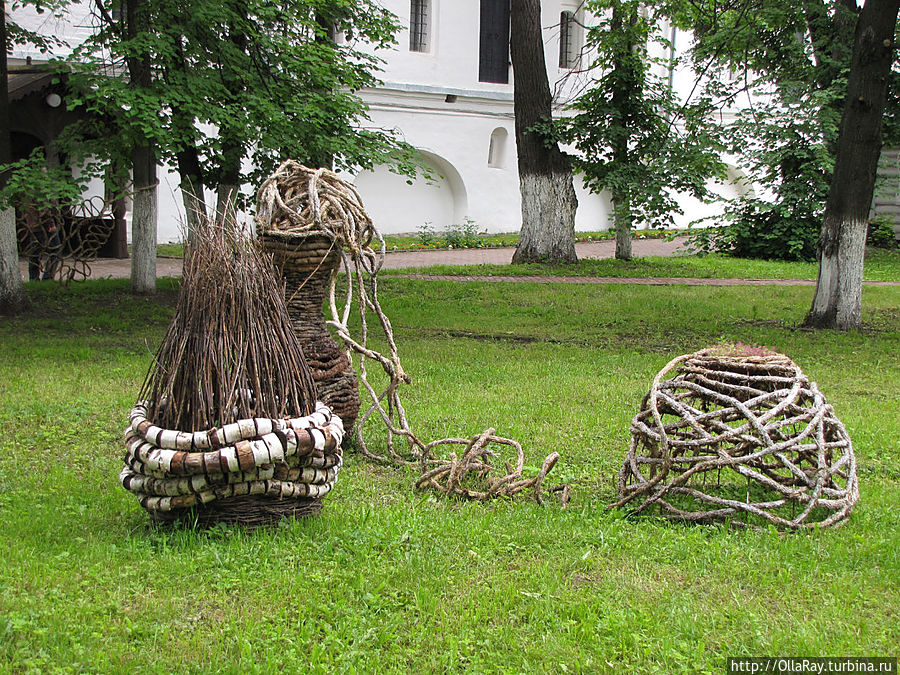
[479, 0, 510, 83]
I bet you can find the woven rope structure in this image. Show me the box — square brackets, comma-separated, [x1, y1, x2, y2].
[416, 430, 563, 503]
[122, 217, 341, 525]
[17, 195, 116, 282]
[256, 161, 563, 503]
[616, 346, 858, 530]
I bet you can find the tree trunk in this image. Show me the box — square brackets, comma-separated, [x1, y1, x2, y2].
[804, 0, 900, 330]
[612, 191, 633, 260]
[0, 1, 28, 314]
[610, 3, 638, 261]
[126, 0, 157, 293]
[215, 183, 239, 226]
[130, 144, 157, 294]
[510, 0, 578, 264]
[177, 147, 206, 239]
[171, 38, 207, 241]
[215, 143, 240, 226]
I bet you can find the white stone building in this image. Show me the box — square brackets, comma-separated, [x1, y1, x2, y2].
[351, 0, 748, 237]
[6, 1, 756, 243]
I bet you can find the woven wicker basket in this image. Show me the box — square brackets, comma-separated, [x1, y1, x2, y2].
[121, 401, 344, 528]
[260, 231, 360, 432]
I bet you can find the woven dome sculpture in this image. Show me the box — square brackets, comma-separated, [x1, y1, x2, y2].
[616, 346, 858, 530]
[256, 161, 367, 432]
[120, 218, 343, 526]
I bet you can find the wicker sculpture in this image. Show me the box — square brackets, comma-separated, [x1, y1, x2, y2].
[616, 346, 858, 530]
[17, 195, 117, 282]
[120, 218, 343, 526]
[254, 161, 563, 503]
[257, 163, 362, 431]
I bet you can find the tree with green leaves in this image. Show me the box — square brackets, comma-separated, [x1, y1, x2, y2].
[66, 0, 416, 251]
[803, 0, 900, 329]
[684, 0, 900, 328]
[557, 0, 726, 260]
[682, 0, 892, 262]
[1, 0, 73, 312]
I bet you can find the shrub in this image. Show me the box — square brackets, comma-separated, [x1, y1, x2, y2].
[444, 218, 486, 248]
[867, 218, 898, 249]
[688, 204, 819, 262]
[417, 223, 437, 247]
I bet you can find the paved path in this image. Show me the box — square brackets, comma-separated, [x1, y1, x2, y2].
[399, 274, 899, 287]
[19, 236, 899, 286]
[20, 236, 687, 280]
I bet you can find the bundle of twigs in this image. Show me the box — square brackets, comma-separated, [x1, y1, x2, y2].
[616, 346, 858, 530]
[256, 161, 565, 504]
[121, 217, 341, 524]
[139, 217, 317, 430]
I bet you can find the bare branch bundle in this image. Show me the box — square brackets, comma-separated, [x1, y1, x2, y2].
[139, 216, 317, 430]
[616, 346, 859, 530]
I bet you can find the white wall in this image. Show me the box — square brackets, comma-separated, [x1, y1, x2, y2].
[12, 0, 755, 243]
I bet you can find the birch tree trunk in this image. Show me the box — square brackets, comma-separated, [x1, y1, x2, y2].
[510, 0, 578, 264]
[803, 0, 900, 329]
[0, 207, 28, 314]
[0, 2, 28, 313]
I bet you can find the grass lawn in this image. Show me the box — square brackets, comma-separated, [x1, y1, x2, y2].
[1, 263, 898, 673]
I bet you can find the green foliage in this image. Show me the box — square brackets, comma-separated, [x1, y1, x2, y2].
[0, 148, 84, 210]
[867, 218, 898, 249]
[415, 222, 436, 246]
[556, 0, 727, 232]
[689, 204, 821, 262]
[443, 218, 487, 248]
[4, 1, 70, 54]
[62, 0, 420, 201]
[680, 0, 888, 261]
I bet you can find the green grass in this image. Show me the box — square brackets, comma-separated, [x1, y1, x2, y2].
[387, 247, 900, 282]
[1, 275, 899, 673]
[156, 243, 185, 258]
[154, 230, 676, 256]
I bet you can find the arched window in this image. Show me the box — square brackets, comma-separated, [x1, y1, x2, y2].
[488, 127, 508, 168]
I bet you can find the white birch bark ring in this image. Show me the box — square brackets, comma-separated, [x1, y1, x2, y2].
[615, 348, 859, 530]
[120, 401, 344, 513]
